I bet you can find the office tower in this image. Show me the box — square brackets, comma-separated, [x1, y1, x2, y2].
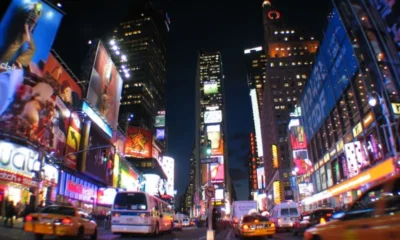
[195, 50, 231, 211]
[260, 0, 319, 205]
[110, 1, 170, 134]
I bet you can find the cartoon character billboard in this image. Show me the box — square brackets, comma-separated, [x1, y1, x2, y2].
[86, 41, 123, 129]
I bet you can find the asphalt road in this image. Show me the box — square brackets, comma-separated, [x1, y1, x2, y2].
[0, 226, 304, 240]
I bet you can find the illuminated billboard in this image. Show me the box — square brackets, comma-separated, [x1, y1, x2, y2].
[273, 181, 281, 204]
[210, 155, 225, 183]
[257, 167, 265, 189]
[155, 115, 165, 127]
[125, 127, 153, 158]
[204, 110, 222, 124]
[290, 126, 307, 150]
[214, 189, 224, 200]
[272, 144, 279, 168]
[64, 112, 81, 170]
[293, 150, 312, 175]
[344, 141, 369, 178]
[204, 82, 219, 95]
[250, 89, 263, 157]
[299, 8, 359, 139]
[156, 128, 165, 141]
[206, 124, 224, 155]
[86, 41, 123, 129]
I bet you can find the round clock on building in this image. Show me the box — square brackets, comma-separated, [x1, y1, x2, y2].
[268, 10, 281, 20]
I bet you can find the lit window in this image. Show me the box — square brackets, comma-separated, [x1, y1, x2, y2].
[281, 105, 286, 109]
[275, 47, 279, 50]
[284, 83, 289, 87]
[274, 31, 278, 34]
[302, 74, 307, 79]
[296, 75, 300, 79]
[270, 63, 274, 67]
[311, 37, 314, 40]
[275, 106, 280, 110]
[279, 62, 283, 66]
[300, 37, 304, 40]
[286, 30, 289, 34]
[280, 31, 284, 34]
[292, 62, 296, 65]
[284, 37, 288, 41]
[291, 30, 295, 33]
[297, 82, 303, 86]
[274, 98, 278, 102]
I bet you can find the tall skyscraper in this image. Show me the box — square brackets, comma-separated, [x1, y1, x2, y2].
[260, 0, 318, 205]
[110, 1, 170, 136]
[195, 50, 231, 214]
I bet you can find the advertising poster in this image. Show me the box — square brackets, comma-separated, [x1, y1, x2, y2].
[155, 115, 165, 127]
[64, 112, 81, 169]
[43, 53, 82, 108]
[344, 141, 369, 177]
[292, 150, 312, 175]
[207, 124, 224, 155]
[204, 110, 222, 124]
[210, 155, 225, 183]
[59, 172, 98, 202]
[85, 126, 113, 184]
[155, 128, 165, 141]
[125, 126, 153, 158]
[86, 41, 123, 129]
[204, 82, 219, 95]
[290, 126, 307, 150]
[0, 0, 66, 154]
[111, 129, 126, 156]
[257, 167, 265, 189]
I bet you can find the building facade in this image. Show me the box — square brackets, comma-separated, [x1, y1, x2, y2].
[110, 1, 170, 134]
[261, 1, 319, 206]
[298, 1, 400, 210]
[194, 50, 231, 215]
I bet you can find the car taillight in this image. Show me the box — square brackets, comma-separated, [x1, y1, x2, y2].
[277, 218, 281, 223]
[140, 213, 150, 218]
[62, 218, 73, 225]
[320, 218, 326, 225]
[113, 213, 120, 217]
[271, 223, 275, 227]
[243, 224, 249, 230]
[25, 215, 33, 222]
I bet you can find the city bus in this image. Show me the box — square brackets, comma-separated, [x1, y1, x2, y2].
[111, 191, 174, 236]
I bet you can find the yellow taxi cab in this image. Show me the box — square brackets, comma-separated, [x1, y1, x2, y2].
[234, 213, 276, 239]
[24, 205, 98, 240]
[304, 174, 400, 240]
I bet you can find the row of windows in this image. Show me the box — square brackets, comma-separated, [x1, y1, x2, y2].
[124, 30, 141, 36]
[270, 61, 313, 67]
[121, 100, 141, 105]
[274, 97, 298, 102]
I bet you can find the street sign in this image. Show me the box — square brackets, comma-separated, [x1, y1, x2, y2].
[206, 186, 215, 198]
[201, 157, 218, 164]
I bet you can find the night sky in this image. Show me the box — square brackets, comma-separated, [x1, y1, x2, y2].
[0, 0, 330, 201]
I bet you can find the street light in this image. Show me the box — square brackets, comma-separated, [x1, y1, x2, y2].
[368, 90, 398, 160]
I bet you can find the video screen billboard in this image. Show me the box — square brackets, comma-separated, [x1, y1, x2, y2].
[257, 167, 265, 189]
[204, 110, 222, 124]
[0, 0, 63, 70]
[85, 126, 113, 184]
[292, 150, 312, 175]
[204, 82, 219, 95]
[206, 124, 224, 154]
[86, 41, 123, 129]
[155, 115, 165, 127]
[64, 112, 81, 170]
[289, 126, 307, 150]
[210, 155, 225, 183]
[299, 8, 359, 139]
[125, 127, 153, 158]
[155, 128, 165, 141]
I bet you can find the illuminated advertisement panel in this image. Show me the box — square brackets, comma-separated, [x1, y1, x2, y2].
[64, 112, 81, 169]
[143, 174, 165, 195]
[156, 128, 165, 141]
[206, 124, 224, 155]
[257, 167, 265, 189]
[298, 183, 314, 196]
[293, 150, 312, 175]
[210, 155, 225, 183]
[59, 172, 98, 202]
[97, 188, 117, 205]
[85, 126, 113, 184]
[204, 82, 219, 95]
[299, 8, 359, 139]
[155, 115, 165, 127]
[86, 41, 123, 129]
[250, 89, 263, 157]
[125, 127, 153, 158]
[111, 129, 126, 156]
[204, 110, 222, 124]
[344, 141, 369, 178]
[272, 144, 279, 168]
[273, 181, 281, 204]
[214, 189, 224, 200]
[290, 126, 307, 150]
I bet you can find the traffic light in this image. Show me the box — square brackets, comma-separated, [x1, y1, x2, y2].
[206, 140, 212, 155]
[102, 149, 109, 163]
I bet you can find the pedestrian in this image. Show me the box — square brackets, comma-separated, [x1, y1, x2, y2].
[4, 201, 16, 227]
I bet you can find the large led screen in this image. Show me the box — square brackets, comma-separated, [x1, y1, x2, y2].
[206, 124, 224, 154]
[204, 82, 219, 95]
[292, 150, 312, 175]
[204, 110, 222, 124]
[257, 167, 265, 189]
[125, 127, 153, 158]
[86, 41, 123, 129]
[210, 155, 225, 183]
[299, 8, 359, 139]
[155, 115, 165, 127]
[0, 0, 66, 155]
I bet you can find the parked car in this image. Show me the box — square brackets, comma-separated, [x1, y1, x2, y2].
[304, 174, 400, 240]
[173, 220, 183, 231]
[292, 208, 334, 236]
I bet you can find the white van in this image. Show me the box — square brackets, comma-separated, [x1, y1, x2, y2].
[270, 201, 300, 232]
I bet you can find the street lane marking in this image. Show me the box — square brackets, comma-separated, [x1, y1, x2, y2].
[225, 229, 232, 240]
[198, 236, 206, 240]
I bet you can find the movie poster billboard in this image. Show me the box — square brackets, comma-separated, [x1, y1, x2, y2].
[125, 127, 153, 158]
[210, 155, 225, 183]
[86, 41, 123, 129]
[64, 112, 81, 169]
[207, 125, 224, 155]
[0, 1, 70, 156]
[85, 126, 114, 184]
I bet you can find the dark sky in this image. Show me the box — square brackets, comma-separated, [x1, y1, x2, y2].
[6, 0, 330, 201]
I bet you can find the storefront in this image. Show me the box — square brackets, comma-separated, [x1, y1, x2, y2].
[57, 171, 98, 213]
[0, 141, 59, 216]
[301, 157, 395, 210]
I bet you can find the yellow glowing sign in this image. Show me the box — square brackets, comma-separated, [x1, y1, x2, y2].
[352, 122, 363, 138]
[113, 155, 120, 188]
[362, 111, 374, 128]
[272, 144, 279, 168]
[273, 181, 281, 204]
[336, 139, 344, 152]
[392, 103, 400, 115]
[324, 153, 330, 163]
